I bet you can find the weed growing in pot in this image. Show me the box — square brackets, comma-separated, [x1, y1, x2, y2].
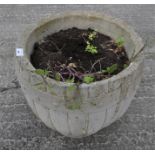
[115, 37, 125, 48]
[55, 72, 61, 81]
[66, 77, 75, 83]
[88, 31, 97, 41]
[85, 41, 98, 54]
[34, 69, 49, 77]
[83, 75, 95, 84]
[102, 64, 118, 74]
[85, 31, 98, 54]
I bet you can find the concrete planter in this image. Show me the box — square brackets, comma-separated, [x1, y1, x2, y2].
[15, 11, 144, 138]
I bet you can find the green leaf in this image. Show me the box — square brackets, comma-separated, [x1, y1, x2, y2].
[83, 75, 94, 84]
[66, 103, 81, 110]
[55, 72, 61, 81]
[34, 69, 49, 76]
[86, 41, 90, 45]
[88, 31, 97, 41]
[106, 64, 118, 74]
[66, 77, 74, 83]
[115, 37, 125, 47]
[85, 44, 98, 54]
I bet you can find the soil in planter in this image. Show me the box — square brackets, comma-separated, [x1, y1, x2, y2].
[31, 27, 129, 83]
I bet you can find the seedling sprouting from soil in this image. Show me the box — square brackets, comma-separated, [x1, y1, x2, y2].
[85, 41, 98, 54]
[66, 77, 75, 83]
[85, 31, 98, 54]
[55, 72, 61, 81]
[83, 75, 95, 84]
[115, 37, 125, 48]
[88, 31, 97, 41]
[34, 69, 49, 77]
[102, 64, 118, 74]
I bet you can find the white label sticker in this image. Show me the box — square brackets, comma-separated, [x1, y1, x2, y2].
[16, 48, 24, 56]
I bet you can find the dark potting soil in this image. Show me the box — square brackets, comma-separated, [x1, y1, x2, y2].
[31, 27, 129, 83]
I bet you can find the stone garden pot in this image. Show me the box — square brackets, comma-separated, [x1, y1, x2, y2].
[15, 11, 144, 138]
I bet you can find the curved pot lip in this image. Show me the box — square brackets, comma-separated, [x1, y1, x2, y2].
[16, 11, 144, 88]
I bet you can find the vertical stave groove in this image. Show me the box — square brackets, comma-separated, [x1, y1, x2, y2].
[32, 99, 38, 117]
[85, 113, 89, 136]
[102, 108, 108, 128]
[48, 109, 56, 130]
[67, 112, 72, 136]
[48, 109, 57, 131]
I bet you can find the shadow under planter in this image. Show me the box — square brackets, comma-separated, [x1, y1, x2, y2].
[15, 11, 144, 138]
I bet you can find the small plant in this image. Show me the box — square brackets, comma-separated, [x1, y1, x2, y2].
[115, 37, 125, 48]
[55, 72, 61, 81]
[88, 31, 97, 41]
[66, 77, 75, 83]
[102, 64, 118, 74]
[85, 31, 98, 54]
[85, 41, 98, 54]
[83, 75, 94, 84]
[34, 69, 49, 77]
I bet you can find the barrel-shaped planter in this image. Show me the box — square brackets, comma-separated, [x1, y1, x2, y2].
[15, 11, 144, 138]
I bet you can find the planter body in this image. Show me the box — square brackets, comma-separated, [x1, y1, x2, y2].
[15, 12, 144, 138]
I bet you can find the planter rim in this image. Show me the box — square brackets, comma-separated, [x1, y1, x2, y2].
[16, 11, 144, 88]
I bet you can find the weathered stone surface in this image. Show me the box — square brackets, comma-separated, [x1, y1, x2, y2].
[0, 4, 155, 149]
[15, 11, 144, 138]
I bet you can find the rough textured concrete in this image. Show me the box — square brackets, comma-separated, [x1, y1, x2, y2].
[15, 11, 144, 138]
[0, 4, 155, 149]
